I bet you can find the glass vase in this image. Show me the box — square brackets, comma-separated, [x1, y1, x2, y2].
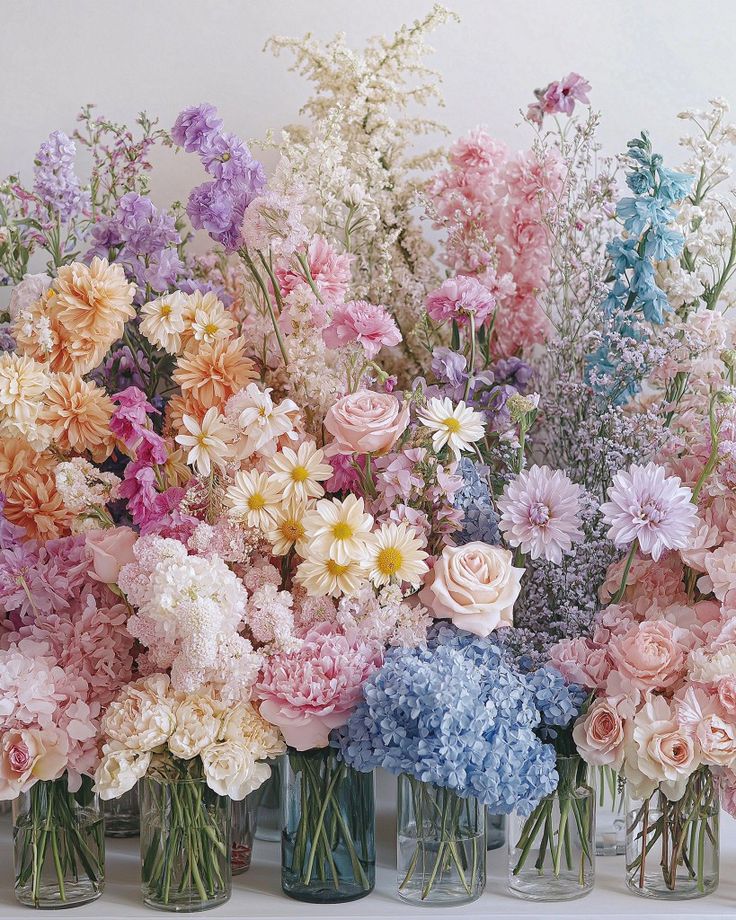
[231, 797, 254, 875]
[253, 756, 281, 842]
[282, 747, 375, 903]
[486, 813, 506, 851]
[104, 784, 139, 837]
[594, 765, 625, 856]
[13, 775, 105, 909]
[508, 755, 595, 901]
[140, 776, 231, 912]
[625, 767, 718, 899]
[397, 774, 485, 905]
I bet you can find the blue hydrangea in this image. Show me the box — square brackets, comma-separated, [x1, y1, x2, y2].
[524, 665, 586, 740]
[452, 457, 499, 545]
[337, 627, 560, 815]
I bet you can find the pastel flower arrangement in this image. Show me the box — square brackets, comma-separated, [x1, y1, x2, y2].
[1, 4, 736, 909]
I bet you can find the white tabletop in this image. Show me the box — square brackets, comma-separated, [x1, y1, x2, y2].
[1, 772, 735, 919]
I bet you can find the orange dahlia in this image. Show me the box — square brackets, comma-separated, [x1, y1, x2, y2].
[41, 373, 116, 462]
[173, 336, 256, 412]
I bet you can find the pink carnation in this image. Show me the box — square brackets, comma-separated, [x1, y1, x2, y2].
[255, 623, 383, 750]
[323, 300, 401, 358]
[425, 276, 496, 326]
[275, 236, 352, 304]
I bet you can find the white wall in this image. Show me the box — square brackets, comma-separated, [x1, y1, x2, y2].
[3, 0, 736, 213]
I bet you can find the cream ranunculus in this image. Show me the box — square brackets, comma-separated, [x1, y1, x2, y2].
[419, 542, 523, 637]
[201, 741, 270, 800]
[168, 695, 223, 760]
[102, 675, 175, 752]
[93, 744, 151, 801]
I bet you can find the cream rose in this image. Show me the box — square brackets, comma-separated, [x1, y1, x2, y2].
[102, 675, 175, 752]
[626, 695, 699, 801]
[201, 741, 271, 800]
[696, 714, 736, 767]
[94, 745, 151, 800]
[86, 526, 138, 583]
[572, 699, 625, 770]
[324, 390, 409, 456]
[419, 542, 523, 637]
[168, 695, 223, 760]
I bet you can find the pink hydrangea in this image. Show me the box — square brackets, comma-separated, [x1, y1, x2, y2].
[323, 300, 402, 358]
[425, 276, 496, 327]
[256, 623, 383, 750]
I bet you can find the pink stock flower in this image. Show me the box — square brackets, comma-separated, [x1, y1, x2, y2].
[498, 465, 583, 564]
[322, 300, 401, 358]
[600, 462, 698, 561]
[425, 276, 496, 327]
[256, 624, 383, 750]
[110, 386, 158, 447]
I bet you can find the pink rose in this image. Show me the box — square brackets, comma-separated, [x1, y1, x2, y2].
[419, 542, 523, 638]
[608, 620, 686, 692]
[86, 526, 138, 583]
[324, 390, 409, 456]
[626, 695, 698, 801]
[0, 727, 68, 799]
[548, 638, 596, 687]
[572, 699, 625, 770]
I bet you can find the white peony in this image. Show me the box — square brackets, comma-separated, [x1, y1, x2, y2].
[94, 745, 151, 800]
[168, 695, 223, 760]
[201, 741, 271, 800]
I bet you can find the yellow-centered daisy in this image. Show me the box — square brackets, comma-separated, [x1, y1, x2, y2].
[268, 441, 333, 502]
[226, 470, 281, 529]
[295, 555, 366, 598]
[417, 396, 485, 459]
[302, 494, 374, 565]
[365, 522, 429, 588]
[265, 497, 310, 556]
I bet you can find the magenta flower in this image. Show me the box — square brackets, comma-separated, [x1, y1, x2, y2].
[323, 300, 402, 358]
[425, 275, 496, 326]
[255, 624, 383, 750]
[498, 465, 583, 564]
[600, 462, 698, 561]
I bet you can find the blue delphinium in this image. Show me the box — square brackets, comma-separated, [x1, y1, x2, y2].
[337, 627, 565, 816]
[452, 457, 499, 545]
[587, 132, 694, 400]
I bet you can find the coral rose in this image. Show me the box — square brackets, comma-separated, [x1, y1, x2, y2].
[419, 542, 523, 638]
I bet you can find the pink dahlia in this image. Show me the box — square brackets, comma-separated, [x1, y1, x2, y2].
[498, 465, 583, 564]
[425, 276, 496, 327]
[323, 300, 402, 358]
[600, 462, 698, 561]
[255, 623, 383, 750]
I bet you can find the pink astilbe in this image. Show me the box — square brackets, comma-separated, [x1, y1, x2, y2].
[256, 623, 383, 750]
[323, 300, 401, 358]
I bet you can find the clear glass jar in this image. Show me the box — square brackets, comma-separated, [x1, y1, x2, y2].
[594, 765, 625, 856]
[140, 776, 231, 912]
[282, 747, 374, 903]
[231, 797, 254, 875]
[486, 813, 506, 851]
[625, 767, 718, 899]
[253, 755, 282, 842]
[104, 784, 139, 837]
[13, 775, 104, 909]
[508, 755, 595, 901]
[397, 774, 485, 906]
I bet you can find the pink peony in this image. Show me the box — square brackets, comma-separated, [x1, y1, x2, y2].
[600, 462, 698, 561]
[608, 620, 687, 693]
[322, 300, 401, 358]
[86, 527, 138, 584]
[255, 624, 383, 750]
[324, 390, 409, 456]
[425, 276, 496, 327]
[549, 637, 609, 689]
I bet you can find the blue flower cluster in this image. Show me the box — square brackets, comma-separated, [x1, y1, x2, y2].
[524, 665, 587, 742]
[452, 457, 499, 545]
[338, 627, 575, 816]
[587, 133, 693, 397]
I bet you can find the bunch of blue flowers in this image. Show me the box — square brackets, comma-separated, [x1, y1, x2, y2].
[338, 626, 584, 816]
[587, 132, 693, 401]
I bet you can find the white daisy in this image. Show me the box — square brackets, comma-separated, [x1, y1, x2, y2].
[417, 396, 485, 458]
[139, 292, 187, 354]
[302, 494, 374, 565]
[182, 291, 236, 347]
[268, 441, 333, 502]
[295, 554, 366, 598]
[226, 470, 281, 529]
[365, 522, 429, 588]
[265, 497, 310, 556]
[175, 407, 233, 476]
